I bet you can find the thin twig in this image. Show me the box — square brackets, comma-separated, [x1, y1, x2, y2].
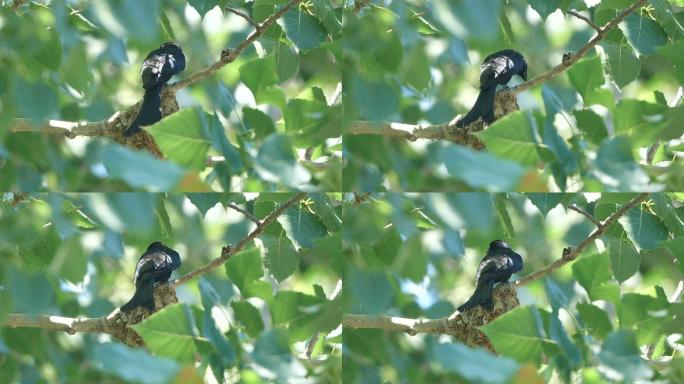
[173, 193, 306, 286]
[516, 193, 649, 286]
[225, 7, 261, 31]
[568, 204, 602, 228]
[226, 203, 261, 226]
[567, 10, 601, 32]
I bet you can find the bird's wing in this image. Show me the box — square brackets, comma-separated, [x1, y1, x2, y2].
[133, 257, 157, 283]
[475, 254, 513, 282]
[479, 56, 514, 88]
[140, 53, 168, 89]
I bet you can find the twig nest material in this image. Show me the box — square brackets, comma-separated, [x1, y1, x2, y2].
[445, 283, 520, 352]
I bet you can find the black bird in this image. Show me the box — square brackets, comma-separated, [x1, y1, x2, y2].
[120, 241, 181, 312]
[457, 240, 523, 312]
[456, 49, 527, 128]
[124, 42, 186, 137]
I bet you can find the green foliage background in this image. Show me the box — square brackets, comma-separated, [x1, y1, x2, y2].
[0, 0, 342, 191]
[343, 0, 684, 192]
[343, 192, 684, 383]
[0, 192, 342, 383]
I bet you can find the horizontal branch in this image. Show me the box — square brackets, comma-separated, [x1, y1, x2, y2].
[343, 314, 448, 336]
[173, 192, 306, 286]
[516, 192, 649, 286]
[2, 313, 111, 334]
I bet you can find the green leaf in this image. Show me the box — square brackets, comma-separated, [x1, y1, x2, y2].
[14, 79, 58, 120]
[612, 100, 667, 147]
[373, 30, 403, 73]
[348, 267, 393, 315]
[231, 300, 265, 337]
[480, 306, 547, 363]
[573, 109, 608, 145]
[425, 193, 494, 230]
[239, 55, 278, 102]
[90, 342, 180, 384]
[567, 56, 603, 98]
[399, 43, 431, 91]
[431, 0, 501, 42]
[526, 193, 572, 217]
[54, 236, 87, 283]
[439, 146, 526, 191]
[132, 303, 211, 362]
[619, 293, 668, 329]
[494, 195, 515, 238]
[592, 136, 654, 192]
[17, 226, 59, 271]
[6, 267, 55, 315]
[577, 303, 613, 338]
[652, 193, 684, 236]
[100, 144, 186, 191]
[280, 10, 327, 51]
[62, 44, 92, 94]
[619, 13, 668, 56]
[572, 253, 619, 303]
[603, 235, 640, 283]
[260, 235, 300, 282]
[396, 234, 427, 282]
[84, 193, 155, 233]
[275, 43, 300, 82]
[597, 330, 653, 382]
[348, 75, 399, 121]
[431, 343, 520, 383]
[243, 106, 276, 139]
[225, 246, 264, 292]
[308, 193, 341, 232]
[147, 108, 212, 171]
[254, 134, 311, 188]
[662, 236, 684, 276]
[277, 206, 328, 249]
[658, 39, 684, 83]
[186, 193, 221, 217]
[617, 208, 669, 250]
[529, 0, 561, 20]
[252, 329, 306, 379]
[206, 112, 242, 174]
[476, 111, 541, 166]
[600, 41, 640, 88]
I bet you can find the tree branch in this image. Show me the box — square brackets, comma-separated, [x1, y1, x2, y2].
[226, 203, 261, 226]
[8, 0, 302, 140]
[567, 10, 601, 33]
[568, 203, 602, 228]
[2, 313, 111, 334]
[343, 314, 448, 336]
[225, 7, 261, 31]
[516, 192, 650, 286]
[173, 192, 306, 286]
[509, 0, 647, 96]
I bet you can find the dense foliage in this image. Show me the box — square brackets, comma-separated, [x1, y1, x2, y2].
[343, 192, 684, 383]
[0, 0, 342, 191]
[0, 192, 342, 383]
[343, 0, 684, 192]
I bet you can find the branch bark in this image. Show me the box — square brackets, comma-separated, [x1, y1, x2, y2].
[348, 0, 648, 144]
[516, 192, 649, 286]
[8, 0, 302, 140]
[173, 192, 306, 286]
[3, 313, 111, 334]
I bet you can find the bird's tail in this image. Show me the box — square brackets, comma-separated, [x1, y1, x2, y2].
[124, 84, 163, 137]
[457, 280, 495, 312]
[120, 278, 156, 312]
[456, 85, 497, 128]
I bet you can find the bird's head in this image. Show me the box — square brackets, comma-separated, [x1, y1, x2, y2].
[489, 239, 511, 252]
[147, 241, 164, 250]
[520, 60, 528, 81]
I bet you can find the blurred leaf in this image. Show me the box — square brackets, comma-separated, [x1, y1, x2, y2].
[90, 342, 180, 384]
[100, 144, 186, 191]
[652, 193, 684, 236]
[577, 303, 613, 338]
[252, 329, 307, 380]
[477, 111, 541, 167]
[53, 236, 87, 283]
[84, 193, 155, 233]
[348, 267, 393, 315]
[431, 342, 520, 383]
[6, 267, 55, 314]
[529, 0, 561, 20]
[373, 30, 403, 73]
[188, 0, 222, 18]
[240, 55, 278, 102]
[62, 44, 92, 94]
[396, 234, 426, 282]
[494, 195, 515, 238]
[17, 225, 59, 271]
[612, 100, 667, 147]
[275, 43, 300, 82]
[597, 330, 653, 382]
[96, 0, 160, 41]
[132, 303, 211, 362]
[574, 109, 608, 145]
[481, 306, 546, 363]
[572, 253, 619, 303]
[425, 193, 494, 230]
[348, 75, 399, 121]
[260, 235, 300, 282]
[430, 0, 502, 42]
[592, 136, 655, 192]
[232, 300, 265, 337]
[225, 246, 264, 292]
[440, 146, 527, 191]
[603, 235, 640, 283]
[308, 193, 341, 232]
[14, 79, 58, 120]
[600, 42, 640, 88]
[147, 108, 212, 171]
[658, 39, 684, 83]
[243, 107, 276, 139]
[206, 112, 243, 174]
[399, 43, 431, 91]
[254, 134, 311, 188]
